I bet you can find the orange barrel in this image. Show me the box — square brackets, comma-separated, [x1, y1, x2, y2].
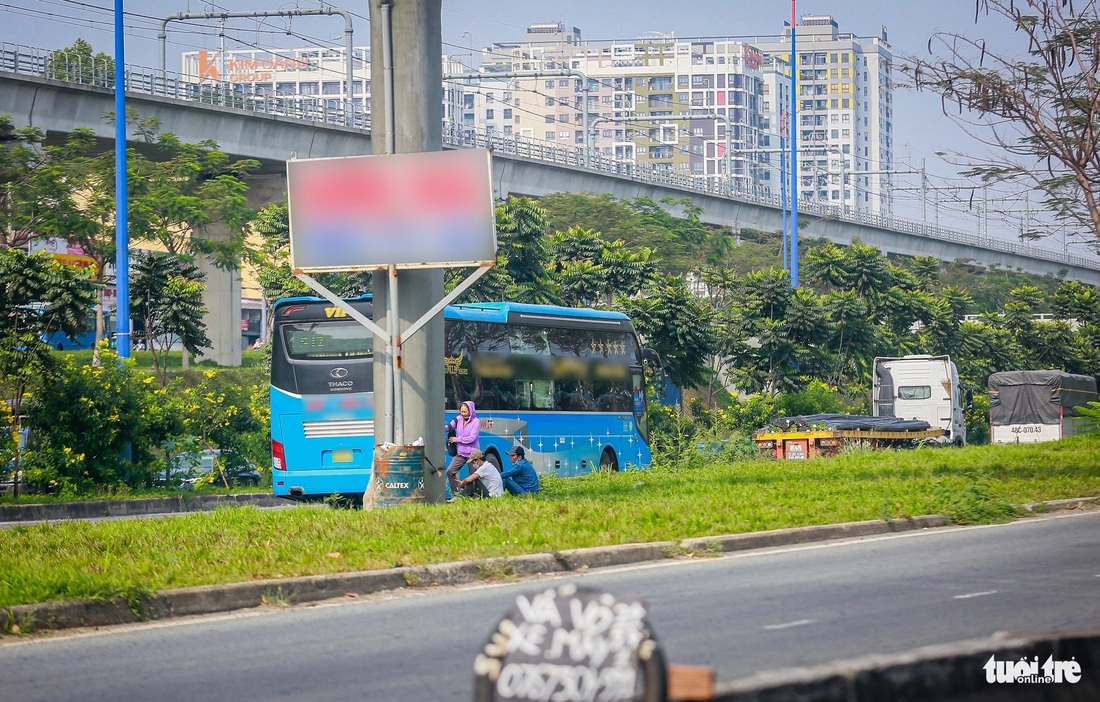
[362, 445, 427, 509]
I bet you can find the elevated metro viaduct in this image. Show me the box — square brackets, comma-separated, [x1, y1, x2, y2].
[4, 71, 1098, 365]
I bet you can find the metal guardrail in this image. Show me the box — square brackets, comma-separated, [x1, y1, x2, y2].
[2, 41, 1096, 272]
[0, 42, 371, 129]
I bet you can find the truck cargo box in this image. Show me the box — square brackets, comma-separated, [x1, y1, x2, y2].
[988, 370, 1097, 444]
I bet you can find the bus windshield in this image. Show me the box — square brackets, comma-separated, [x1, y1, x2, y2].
[283, 322, 374, 360]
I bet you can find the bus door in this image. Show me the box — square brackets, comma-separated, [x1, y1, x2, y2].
[631, 367, 649, 446]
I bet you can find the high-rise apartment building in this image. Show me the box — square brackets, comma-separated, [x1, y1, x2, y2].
[477, 16, 892, 212]
[753, 16, 894, 213]
[481, 27, 771, 192]
[178, 14, 893, 214]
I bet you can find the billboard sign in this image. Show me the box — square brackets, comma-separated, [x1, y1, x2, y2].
[287, 148, 497, 272]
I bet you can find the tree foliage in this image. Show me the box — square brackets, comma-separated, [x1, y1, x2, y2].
[621, 275, 716, 389]
[130, 252, 211, 386]
[46, 39, 114, 87]
[0, 116, 98, 251]
[0, 249, 96, 495]
[126, 115, 260, 268]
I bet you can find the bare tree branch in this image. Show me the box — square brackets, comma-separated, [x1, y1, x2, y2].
[901, 0, 1100, 247]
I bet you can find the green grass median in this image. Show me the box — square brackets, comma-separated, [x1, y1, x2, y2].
[2, 438, 1099, 610]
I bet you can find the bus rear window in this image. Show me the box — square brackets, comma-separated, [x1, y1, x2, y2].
[283, 322, 373, 360]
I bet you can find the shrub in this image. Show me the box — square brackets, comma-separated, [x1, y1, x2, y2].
[775, 379, 850, 417]
[21, 349, 171, 492]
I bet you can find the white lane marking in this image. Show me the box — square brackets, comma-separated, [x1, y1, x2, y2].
[954, 590, 998, 600]
[763, 619, 816, 630]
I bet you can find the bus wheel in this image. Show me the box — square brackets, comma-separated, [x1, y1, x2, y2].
[485, 452, 502, 472]
[599, 449, 619, 473]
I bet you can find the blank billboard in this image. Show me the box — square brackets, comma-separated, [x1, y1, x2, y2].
[287, 148, 497, 271]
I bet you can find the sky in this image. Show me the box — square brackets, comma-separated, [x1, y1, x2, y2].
[0, 0, 1069, 250]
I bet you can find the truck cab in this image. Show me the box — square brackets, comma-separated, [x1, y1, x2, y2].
[873, 355, 967, 446]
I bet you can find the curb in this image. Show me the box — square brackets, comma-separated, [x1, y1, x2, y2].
[3, 498, 1095, 635]
[3, 516, 939, 634]
[679, 515, 946, 554]
[0, 493, 289, 522]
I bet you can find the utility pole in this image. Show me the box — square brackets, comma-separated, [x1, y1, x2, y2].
[114, 0, 130, 358]
[789, 0, 799, 288]
[368, 0, 445, 499]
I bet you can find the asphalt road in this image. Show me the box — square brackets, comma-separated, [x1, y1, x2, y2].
[2, 510, 1098, 701]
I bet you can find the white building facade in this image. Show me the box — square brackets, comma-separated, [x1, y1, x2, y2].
[179, 15, 892, 214]
[754, 16, 895, 214]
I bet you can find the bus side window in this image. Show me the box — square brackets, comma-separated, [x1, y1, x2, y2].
[594, 380, 631, 411]
[528, 379, 555, 409]
[554, 380, 593, 411]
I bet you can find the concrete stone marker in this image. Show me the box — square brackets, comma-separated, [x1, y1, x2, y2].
[472, 584, 669, 702]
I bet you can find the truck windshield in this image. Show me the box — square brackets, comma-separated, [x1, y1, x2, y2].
[898, 385, 931, 400]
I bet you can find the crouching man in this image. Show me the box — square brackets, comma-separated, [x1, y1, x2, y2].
[501, 445, 540, 496]
[454, 449, 504, 499]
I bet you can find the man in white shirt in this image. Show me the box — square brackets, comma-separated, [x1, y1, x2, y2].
[455, 449, 503, 498]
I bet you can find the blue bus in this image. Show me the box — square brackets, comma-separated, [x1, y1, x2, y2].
[443, 302, 655, 477]
[270, 297, 655, 503]
[270, 296, 376, 501]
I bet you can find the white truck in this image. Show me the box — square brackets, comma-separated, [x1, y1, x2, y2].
[988, 370, 1097, 444]
[872, 355, 967, 446]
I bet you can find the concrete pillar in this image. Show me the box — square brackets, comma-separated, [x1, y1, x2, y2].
[195, 173, 289, 367]
[195, 235, 243, 367]
[369, 0, 446, 503]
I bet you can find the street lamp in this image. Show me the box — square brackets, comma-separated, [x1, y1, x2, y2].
[115, 0, 130, 358]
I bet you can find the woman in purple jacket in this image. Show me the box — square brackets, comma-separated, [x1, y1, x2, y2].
[445, 401, 480, 496]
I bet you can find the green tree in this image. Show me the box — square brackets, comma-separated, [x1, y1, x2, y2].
[600, 240, 658, 302]
[2, 121, 105, 346]
[126, 117, 260, 268]
[495, 197, 551, 287]
[909, 256, 942, 292]
[1052, 279, 1100, 327]
[621, 275, 716, 389]
[548, 227, 605, 306]
[0, 250, 97, 496]
[0, 116, 99, 251]
[130, 252, 212, 386]
[556, 260, 605, 307]
[46, 39, 113, 87]
[725, 272, 826, 395]
[1002, 285, 1044, 365]
[821, 290, 877, 389]
[695, 266, 742, 408]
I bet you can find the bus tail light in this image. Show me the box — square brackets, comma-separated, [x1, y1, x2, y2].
[272, 440, 287, 471]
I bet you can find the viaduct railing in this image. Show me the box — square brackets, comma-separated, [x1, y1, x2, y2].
[2, 41, 1096, 272]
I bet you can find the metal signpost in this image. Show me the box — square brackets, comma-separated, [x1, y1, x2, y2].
[285, 148, 497, 446]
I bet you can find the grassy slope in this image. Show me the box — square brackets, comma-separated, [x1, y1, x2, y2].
[2, 438, 1099, 608]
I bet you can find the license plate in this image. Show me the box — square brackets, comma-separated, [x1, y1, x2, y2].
[333, 449, 353, 464]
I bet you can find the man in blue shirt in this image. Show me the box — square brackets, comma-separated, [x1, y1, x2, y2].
[501, 445, 539, 496]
